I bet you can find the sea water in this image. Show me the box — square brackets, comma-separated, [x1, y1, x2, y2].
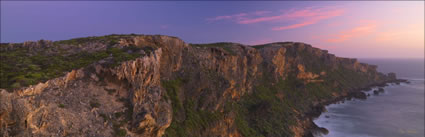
[314, 58, 424, 137]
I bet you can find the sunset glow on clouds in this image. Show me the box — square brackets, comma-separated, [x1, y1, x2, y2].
[204, 2, 424, 58]
[1, 1, 424, 58]
[208, 6, 345, 31]
[324, 20, 378, 43]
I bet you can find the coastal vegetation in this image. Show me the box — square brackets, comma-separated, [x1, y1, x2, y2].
[0, 37, 147, 90]
[190, 42, 237, 55]
[0, 35, 397, 137]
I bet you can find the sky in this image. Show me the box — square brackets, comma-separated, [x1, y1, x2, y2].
[1, 1, 424, 58]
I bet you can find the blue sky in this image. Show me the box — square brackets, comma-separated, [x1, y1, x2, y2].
[1, 1, 424, 58]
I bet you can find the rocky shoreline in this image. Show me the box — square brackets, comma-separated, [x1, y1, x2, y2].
[302, 78, 409, 137]
[1, 34, 402, 137]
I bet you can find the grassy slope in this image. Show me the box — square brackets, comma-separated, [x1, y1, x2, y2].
[0, 35, 149, 90]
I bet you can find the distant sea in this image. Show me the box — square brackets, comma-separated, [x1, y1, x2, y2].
[314, 58, 425, 137]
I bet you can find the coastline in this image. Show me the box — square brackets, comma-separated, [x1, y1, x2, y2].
[301, 78, 409, 137]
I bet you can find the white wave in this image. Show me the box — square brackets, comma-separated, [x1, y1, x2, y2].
[401, 77, 425, 81]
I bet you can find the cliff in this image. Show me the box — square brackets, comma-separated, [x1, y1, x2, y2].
[0, 34, 400, 137]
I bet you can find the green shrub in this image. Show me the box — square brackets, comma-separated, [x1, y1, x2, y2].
[163, 79, 224, 137]
[10, 82, 21, 89]
[162, 78, 184, 116]
[114, 112, 123, 118]
[0, 41, 147, 90]
[190, 43, 236, 55]
[99, 113, 110, 121]
[115, 129, 127, 137]
[105, 88, 116, 95]
[90, 101, 101, 108]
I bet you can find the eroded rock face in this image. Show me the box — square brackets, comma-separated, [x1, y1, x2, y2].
[259, 45, 287, 81]
[178, 45, 263, 110]
[118, 35, 187, 80]
[0, 48, 171, 137]
[0, 35, 398, 137]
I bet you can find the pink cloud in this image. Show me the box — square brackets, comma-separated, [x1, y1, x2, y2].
[271, 9, 344, 31]
[207, 7, 345, 31]
[237, 7, 344, 25]
[206, 10, 271, 22]
[324, 21, 377, 43]
[237, 15, 282, 24]
[206, 13, 248, 21]
[207, 11, 270, 21]
[284, 7, 318, 18]
[325, 20, 346, 27]
[271, 20, 316, 31]
[376, 32, 400, 42]
[375, 23, 423, 43]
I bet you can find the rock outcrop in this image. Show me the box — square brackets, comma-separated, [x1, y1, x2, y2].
[0, 34, 401, 137]
[1, 47, 171, 137]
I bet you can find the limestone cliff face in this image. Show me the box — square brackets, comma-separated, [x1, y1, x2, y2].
[1, 47, 171, 137]
[259, 45, 287, 81]
[118, 35, 187, 80]
[180, 44, 263, 108]
[0, 35, 397, 137]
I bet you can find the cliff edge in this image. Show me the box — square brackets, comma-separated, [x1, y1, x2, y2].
[0, 34, 402, 137]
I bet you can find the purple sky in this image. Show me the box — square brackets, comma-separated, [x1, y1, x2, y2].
[1, 1, 424, 58]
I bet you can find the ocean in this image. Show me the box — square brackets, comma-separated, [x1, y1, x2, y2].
[314, 58, 425, 137]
